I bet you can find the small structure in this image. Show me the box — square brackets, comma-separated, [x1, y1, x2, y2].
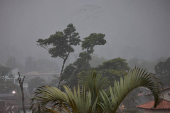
[137, 99, 170, 113]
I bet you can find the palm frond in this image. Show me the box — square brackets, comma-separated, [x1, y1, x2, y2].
[30, 68, 162, 113]
[78, 71, 110, 98]
[99, 67, 162, 113]
[30, 85, 95, 113]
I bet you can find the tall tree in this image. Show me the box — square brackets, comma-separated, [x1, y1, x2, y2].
[61, 33, 106, 87]
[37, 24, 81, 88]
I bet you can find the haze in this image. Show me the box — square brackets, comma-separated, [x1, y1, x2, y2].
[0, 0, 170, 64]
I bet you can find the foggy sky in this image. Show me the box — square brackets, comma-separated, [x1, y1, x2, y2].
[0, 0, 170, 64]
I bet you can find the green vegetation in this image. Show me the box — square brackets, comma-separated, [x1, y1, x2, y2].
[37, 24, 81, 88]
[30, 23, 164, 113]
[30, 68, 162, 113]
[155, 57, 170, 87]
[95, 57, 130, 83]
[37, 23, 106, 88]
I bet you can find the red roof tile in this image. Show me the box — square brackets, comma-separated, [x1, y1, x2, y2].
[137, 99, 170, 109]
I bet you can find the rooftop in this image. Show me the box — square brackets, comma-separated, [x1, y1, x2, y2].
[137, 99, 170, 109]
[146, 86, 170, 96]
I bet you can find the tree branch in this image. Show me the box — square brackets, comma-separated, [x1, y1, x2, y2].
[58, 52, 70, 88]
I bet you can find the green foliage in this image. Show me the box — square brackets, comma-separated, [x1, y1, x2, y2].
[96, 57, 130, 71]
[62, 51, 92, 87]
[78, 71, 110, 102]
[37, 24, 81, 59]
[36, 24, 107, 88]
[82, 33, 106, 54]
[61, 33, 106, 87]
[61, 51, 92, 87]
[61, 64, 76, 82]
[73, 52, 91, 70]
[155, 57, 170, 87]
[30, 68, 162, 113]
[97, 69, 127, 82]
[98, 68, 162, 112]
[95, 57, 130, 83]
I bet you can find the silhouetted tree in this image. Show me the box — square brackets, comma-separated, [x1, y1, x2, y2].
[37, 24, 81, 88]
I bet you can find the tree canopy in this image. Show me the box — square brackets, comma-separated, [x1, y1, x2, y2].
[95, 57, 130, 82]
[37, 23, 107, 88]
[37, 24, 81, 59]
[81, 33, 106, 54]
[60, 32, 106, 88]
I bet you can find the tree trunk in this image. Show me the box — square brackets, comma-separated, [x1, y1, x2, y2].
[18, 72, 26, 113]
[58, 53, 70, 88]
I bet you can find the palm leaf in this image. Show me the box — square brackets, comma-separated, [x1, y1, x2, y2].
[30, 85, 95, 113]
[30, 68, 162, 113]
[99, 67, 162, 113]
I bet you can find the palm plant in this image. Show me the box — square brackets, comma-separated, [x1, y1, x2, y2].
[30, 68, 162, 113]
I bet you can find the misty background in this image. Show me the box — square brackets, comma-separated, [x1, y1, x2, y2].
[0, 0, 170, 71]
[0, 1, 170, 111]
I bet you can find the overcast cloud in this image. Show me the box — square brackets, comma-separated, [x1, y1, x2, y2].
[0, 0, 170, 64]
